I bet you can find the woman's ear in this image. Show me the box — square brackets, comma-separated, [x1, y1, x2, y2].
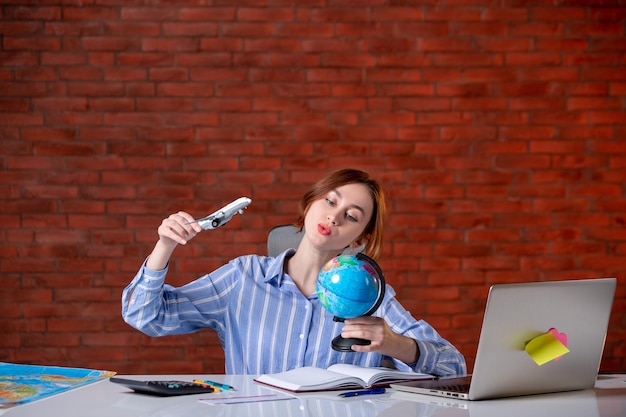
[354, 234, 370, 248]
[343, 237, 367, 255]
[351, 239, 363, 249]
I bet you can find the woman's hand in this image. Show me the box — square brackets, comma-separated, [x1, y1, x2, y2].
[341, 316, 419, 365]
[157, 211, 202, 247]
[146, 211, 202, 271]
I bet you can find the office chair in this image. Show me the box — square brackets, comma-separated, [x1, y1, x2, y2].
[267, 225, 303, 257]
[266, 225, 365, 257]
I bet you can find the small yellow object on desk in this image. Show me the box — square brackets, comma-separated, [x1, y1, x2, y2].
[192, 379, 219, 392]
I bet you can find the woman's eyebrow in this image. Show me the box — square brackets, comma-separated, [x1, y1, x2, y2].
[332, 189, 366, 215]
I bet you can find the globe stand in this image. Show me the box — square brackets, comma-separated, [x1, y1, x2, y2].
[331, 320, 373, 351]
[330, 253, 386, 352]
[332, 336, 370, 351]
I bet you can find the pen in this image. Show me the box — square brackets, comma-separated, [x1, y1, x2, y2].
[192, 379, 220, 392]
[338, 387, 386, 398]
[202, 379, 236, 391]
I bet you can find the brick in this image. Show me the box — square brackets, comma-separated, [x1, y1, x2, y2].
[102, 21, 159, 36]
[81, 37, 140, 52]
[580, 68, 626, 81]
[610, 83, 626, 95]
[590, 7, 626, 21]
[336, 22, 395, 38]
[322, 53, 377, 67]
[179, 6, 236, 20]
[435, 53, 498, 67]
[238, 7, 294, 21]
[463, 68, 518, 82]
[520, 68, 579, 82]
[417, 112, 472, 125]
[366, 69, 424, 83]
[361, 112, 415, 126]
[57, 67, 103, 82]
[580, 256, 626, 270]
[3, 36, 60, 51]
[396, 97, 450, 111]
[467, 229, 521, 242]
[279, 23, 334, 37]
[506, 52, 562, 66]
[564, 53, 623, 66]
[476, 38, 531, 52]
[426, 300, 474, 315]
[590, 111, 626, 124]
[533, 111, 587, 124]
[483, 8, 528, 21]
[419, 37, 474, 52]
[407, 23, 455, 40]
[612, 157, 626, 168]
[509, 97, 565, 110]
[149, 67, 189, 82]
[117, 52, 175, 67]
[529, 140, 586, 154]
[453, 22, 509, 36]
[559, 126, 613, 140]
[552, 155, 606, 169]
[427, 8, 482, 21]
[303, 7, 365, 21]
[511, 22, 564, 36]
[440, 127, 496, 140]
[269, 53, 321, 67]
[570, 23, 623, 37]
[162, 22, 219, 37]
[15, 67, 56, 81]
[591, 170, 626, 183]
[452, 97, 507, 110]
[569, 97, 622, 110]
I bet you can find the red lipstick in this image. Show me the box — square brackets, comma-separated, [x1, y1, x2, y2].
[318, 224, 331, 236]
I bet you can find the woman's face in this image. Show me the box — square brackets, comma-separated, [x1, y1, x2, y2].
[303, 182, 374, 253]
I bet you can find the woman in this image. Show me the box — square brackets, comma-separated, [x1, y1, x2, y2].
[122, 168, 466, 376]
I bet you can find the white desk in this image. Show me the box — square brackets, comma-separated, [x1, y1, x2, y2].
[2, 374, 625, 417]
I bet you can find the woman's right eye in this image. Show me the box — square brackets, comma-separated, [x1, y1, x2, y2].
[325, 198, 336, 206]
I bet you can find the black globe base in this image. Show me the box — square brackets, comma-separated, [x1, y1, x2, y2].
[331, 335, 371, 352]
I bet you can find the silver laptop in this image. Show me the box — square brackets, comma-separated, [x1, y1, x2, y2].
[391, 278, 616, 400]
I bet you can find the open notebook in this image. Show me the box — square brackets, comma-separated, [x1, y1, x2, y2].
[391, 278, 616, 400]
[254, 364, 432, 392]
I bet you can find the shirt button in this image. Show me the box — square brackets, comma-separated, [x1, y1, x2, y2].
[299, 334, 304, 339]
[304, 304, 310, 310]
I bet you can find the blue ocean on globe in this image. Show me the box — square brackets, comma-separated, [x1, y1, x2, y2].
[316, 255, 381, 319]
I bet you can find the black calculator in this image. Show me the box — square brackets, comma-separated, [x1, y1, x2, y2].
[110, 377, 215, 396]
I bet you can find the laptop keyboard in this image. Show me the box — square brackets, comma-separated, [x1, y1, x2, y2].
[436, 382, 470, 393]
[430, 376, 472, 393]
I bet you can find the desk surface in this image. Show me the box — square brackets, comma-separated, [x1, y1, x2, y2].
[2, 374, 625, 417]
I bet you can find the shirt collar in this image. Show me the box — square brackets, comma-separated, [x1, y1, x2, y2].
[263, 248, 296, 286]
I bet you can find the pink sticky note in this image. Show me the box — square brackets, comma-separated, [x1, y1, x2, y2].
[525, 328, 570, 366]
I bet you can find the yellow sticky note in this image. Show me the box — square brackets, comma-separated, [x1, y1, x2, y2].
[525, 331, 570, 366]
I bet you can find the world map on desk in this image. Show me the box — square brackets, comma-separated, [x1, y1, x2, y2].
[0, 362, 115, 408]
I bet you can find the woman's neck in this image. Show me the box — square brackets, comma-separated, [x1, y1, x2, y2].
[285, 243, 335, 297]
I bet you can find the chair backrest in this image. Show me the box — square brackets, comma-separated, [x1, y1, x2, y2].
[267, 225, 303, 257]
[267, 224, 366, 257]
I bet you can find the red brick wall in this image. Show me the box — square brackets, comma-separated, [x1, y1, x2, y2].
[1, 2, 625, 374]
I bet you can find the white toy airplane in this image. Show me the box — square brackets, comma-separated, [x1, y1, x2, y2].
[187, 197, 252, 230]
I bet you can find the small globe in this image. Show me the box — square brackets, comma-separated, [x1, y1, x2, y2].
[316, 254, 383, 319]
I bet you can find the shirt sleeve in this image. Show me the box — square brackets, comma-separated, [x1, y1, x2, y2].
[121, 258, 238, 337]
[379, 287, 467, 377]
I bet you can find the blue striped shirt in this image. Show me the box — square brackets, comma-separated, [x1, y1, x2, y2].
[122, 250, 466, 376]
